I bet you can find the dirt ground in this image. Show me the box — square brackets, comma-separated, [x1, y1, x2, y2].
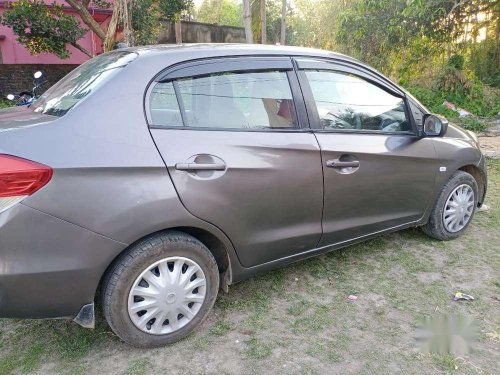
[480, 136, 500, 158]
[0, 159, 499, 375]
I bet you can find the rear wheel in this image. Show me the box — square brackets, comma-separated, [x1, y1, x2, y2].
[102, 231, 219, 347]
[422, 171, 478, 240]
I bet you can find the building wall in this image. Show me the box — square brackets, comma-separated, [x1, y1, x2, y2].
[158, 20, 246, 44]
[0, 0, 110, 64]
[0, 64, 77, 97]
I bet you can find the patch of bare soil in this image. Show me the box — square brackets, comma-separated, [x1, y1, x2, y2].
[479, 135, 500, 158]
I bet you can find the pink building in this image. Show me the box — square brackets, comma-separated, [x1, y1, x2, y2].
[0, 0, 111, 64]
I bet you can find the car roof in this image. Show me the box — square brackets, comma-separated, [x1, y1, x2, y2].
[110, 43, 409, 100]
[120, 43, 404, 94]
[122, 43, 360, 64]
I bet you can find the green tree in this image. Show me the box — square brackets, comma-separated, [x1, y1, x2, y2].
[132, 0, 162, 45]
[158, 0, 193, 20]
[288, 0, 347, 49]
[0, 0, 89, 58]
[249, 0, 290, 44]
[196, 0, 242, 27]
[336, 0, 499, 74]
[159, 0, 194, 43]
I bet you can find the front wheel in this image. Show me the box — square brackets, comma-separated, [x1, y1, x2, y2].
[422, 171, 478, 240]
[102, 231, 219, 347]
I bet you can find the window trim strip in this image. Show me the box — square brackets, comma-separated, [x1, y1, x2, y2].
[172, 81, 188, 127]
[157, 56, 294, 82]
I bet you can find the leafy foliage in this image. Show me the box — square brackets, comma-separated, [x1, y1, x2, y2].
[454, 116, 488, 132]
[158, 0, 194, 21]
[437, 55, 473, 94]
[131, 0, 161, 45]
[329, 0, 499, 118]
[470, 38, 500, 87]
[0, 99, 14, 109]
[287, 0, 342, 49]
[196, 0, 243, 27]
[0, 0, 86, 59]
[248, 0, 290, 44]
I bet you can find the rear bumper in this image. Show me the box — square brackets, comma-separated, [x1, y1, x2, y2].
[0, 203, 126, 319]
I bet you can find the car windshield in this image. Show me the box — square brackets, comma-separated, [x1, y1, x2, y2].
[31, 51, 137, 117]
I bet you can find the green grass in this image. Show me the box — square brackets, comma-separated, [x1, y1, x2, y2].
[243, 337, 276, 359]
[123, 358, 152, 375]
[208, 319, 233, 337]
[0, 158, 498, 374]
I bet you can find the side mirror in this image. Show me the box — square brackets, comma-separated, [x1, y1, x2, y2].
[423, 114, 448, 137]
[34, 71, 43, 79]
[6, 94, 15, 101]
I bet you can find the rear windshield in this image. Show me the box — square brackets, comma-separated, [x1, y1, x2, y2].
[31, 51, 137, 117]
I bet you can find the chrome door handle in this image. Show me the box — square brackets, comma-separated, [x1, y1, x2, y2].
[175, 163, 226, 171]
[326, 159, 360, 168]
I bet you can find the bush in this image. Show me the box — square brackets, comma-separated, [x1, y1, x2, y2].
[470, 39, 500, 88]
[404, 80, 500, 119]
[404, 85, 456, 117]
[453, 117, 488, 133]
[0, 99, 14, 109]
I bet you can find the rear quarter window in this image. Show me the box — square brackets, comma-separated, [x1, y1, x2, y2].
[31, 51, 137, 117]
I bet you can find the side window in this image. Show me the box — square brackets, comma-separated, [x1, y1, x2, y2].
[149, 70, 296, 129]
[305, 70, 411, 133]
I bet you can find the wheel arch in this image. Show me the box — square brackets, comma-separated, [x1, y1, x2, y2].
[97, 226, 233, 301]
[458, 164, 486, 206]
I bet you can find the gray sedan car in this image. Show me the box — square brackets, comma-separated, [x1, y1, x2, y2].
[0, 45, 487, 347]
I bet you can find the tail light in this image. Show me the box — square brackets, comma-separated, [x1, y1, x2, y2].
[0, 154, 52, 213]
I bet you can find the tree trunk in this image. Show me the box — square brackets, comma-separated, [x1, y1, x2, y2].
[242, 0, 253, 43]
[175, 21, 182, 44]
[280, 0, 286, 45]
[122, 0, 134, 47]
[494, 10, 500, 63]
[103, 0, 120, 52]
[66, 0, 106, 40]
[260, 0, 266, 44]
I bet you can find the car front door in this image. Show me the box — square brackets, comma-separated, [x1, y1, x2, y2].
[147, 57, 323, 267]
[295, 58, 438, 247]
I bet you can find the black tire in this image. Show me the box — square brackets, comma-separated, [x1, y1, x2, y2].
[422, 171, 478, 241]
[102, 231, 219, 348]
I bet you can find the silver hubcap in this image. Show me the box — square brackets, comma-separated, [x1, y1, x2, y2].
[443, 184, 475, 233]
[128, 257, 207, 335]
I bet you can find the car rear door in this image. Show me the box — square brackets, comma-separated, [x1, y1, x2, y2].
[295, 58, 438, 247]
[147, 57, 323, 267]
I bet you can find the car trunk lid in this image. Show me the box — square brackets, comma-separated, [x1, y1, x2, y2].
[0, 106, 56, 132]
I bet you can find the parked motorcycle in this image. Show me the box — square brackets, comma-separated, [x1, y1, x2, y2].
[6, 71, 46, 106]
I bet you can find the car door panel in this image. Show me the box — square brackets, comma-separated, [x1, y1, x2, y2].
[314, 132, 438, 246]
[294, 58, 439, 246]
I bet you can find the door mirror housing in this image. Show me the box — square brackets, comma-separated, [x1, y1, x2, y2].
[423, 114, 448, 137]
[6, 94, 15, 101]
